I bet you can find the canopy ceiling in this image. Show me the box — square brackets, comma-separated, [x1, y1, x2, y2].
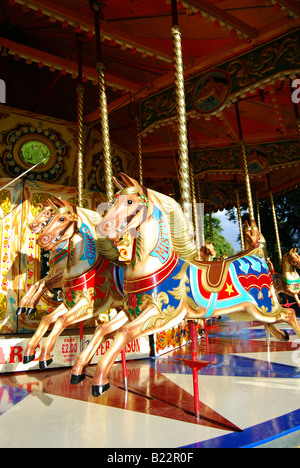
[1, 0, 300, 210]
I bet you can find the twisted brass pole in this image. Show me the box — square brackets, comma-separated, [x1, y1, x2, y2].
[171, 24, 192, 225]
[240, 142, 255, 222]
[196, 181, 205, 248]
[256, 192, 261, 232]
[235, 186, 245, 250]
[190, 165, 201, 259]
[76, 83, 84, 208]
[269, 189, 282, 263]
[91, 2, 114, 203]
[136, 117, 143, 186]
[97, 62, 114, 203]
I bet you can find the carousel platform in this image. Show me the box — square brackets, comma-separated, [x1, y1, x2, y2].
[0, 318, 299, 449]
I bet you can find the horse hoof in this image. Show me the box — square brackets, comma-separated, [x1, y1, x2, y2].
[16, 307, 26, 316]
[26, 307, 36, 316]
[92, 383, 110, 397]
[70, 373, 86, 385]
[23, 355, 35, 364]
[39, 358, 53, 370]
[283, 330, 290, 341]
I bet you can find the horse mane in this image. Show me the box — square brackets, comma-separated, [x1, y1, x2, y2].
[77, 207, 120, 263]
[148, 189, 197, 261]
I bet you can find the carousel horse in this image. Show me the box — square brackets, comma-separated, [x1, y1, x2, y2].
[22, 201, 126, 370]
[81, 173, 300, 397]
[274, 248, 300, 306]
[201, 242, 217, 261]
[16, 197, 69, 316]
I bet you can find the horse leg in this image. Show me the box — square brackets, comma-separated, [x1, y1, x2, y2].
[265, 324, 289, 341]
[23, 303, 67, 364]
[38, 297, 93, 369]
[70, 310, 129, 384]
[26, 281, 47, 316]
[92, 305, 186, 396]
[282, 307, 300, 338]
[16, 281, 43, 316]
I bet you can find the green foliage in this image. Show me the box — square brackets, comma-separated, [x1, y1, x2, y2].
[203, 214, 235, 258]
[226, 187, 300, 272]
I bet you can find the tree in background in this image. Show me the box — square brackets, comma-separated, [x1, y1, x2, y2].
[203, 214, 235, 258]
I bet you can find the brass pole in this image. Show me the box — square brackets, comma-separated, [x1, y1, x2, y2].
[76, 34, 84, 208]
[196, 181, 205, 248]
[209, 209, 213, 243]
[234, 183, 245, 250]
[268, 176, 282, 263]
[136, 117, 143, 186]
[190, 165, 201, 259]
[91, 1, 114, 203]
[256, 191, 261, 232]
[235, 102, 255, 222]
[171, 1, 192, 224]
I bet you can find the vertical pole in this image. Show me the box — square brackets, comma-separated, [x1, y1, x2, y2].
[91, 0, 114, 203]
[196, 181, 205, 248]
[171, 0, 192, 225]
[76, 33, 84, 352]
[189, 321, 200, 419]
[268, 176, 282, 263]
[190, 164, 201, 259]
[136, 117, 143, 186]
[234, 177, 245, 250]
[235, 102, 255, 222]
[256, 192, 261, 233]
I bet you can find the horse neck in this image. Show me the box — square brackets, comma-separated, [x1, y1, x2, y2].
[129, 204, 173, 275]
[65, 212, 100, 277]
[282, 256, 298, 277]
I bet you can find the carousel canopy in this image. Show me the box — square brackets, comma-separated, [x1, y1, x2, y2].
[1, 0, 300, 210]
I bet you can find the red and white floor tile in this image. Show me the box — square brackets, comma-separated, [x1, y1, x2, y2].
[0, 318, 300, 448]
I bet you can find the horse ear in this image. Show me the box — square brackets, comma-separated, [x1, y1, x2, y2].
[113, 177, 126, 191]
[45, 198, 58, 210]
[119, 172, 140, 188]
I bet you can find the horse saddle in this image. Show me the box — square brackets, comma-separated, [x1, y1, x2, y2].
[192, 246, 263, 293]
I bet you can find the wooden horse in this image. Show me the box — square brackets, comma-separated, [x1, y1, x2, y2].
[23, 202, 125, 370]
[274, 248, 300, 306]
[201, 242, 217, 261]
[16, 197, 69, 316]
[82, 173, 300, 397]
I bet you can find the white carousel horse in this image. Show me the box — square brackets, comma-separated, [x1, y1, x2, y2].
[73, 173, 300, 397]
[23, 201, 125, 371]
[16, 197, 68, 316]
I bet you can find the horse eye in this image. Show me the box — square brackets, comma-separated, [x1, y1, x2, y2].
[59, 217, 65, 222]
[127, 199, 133, 205]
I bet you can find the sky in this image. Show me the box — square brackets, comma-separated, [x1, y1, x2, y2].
[213, 209, 241, 253]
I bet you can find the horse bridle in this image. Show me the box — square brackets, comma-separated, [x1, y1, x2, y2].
[114, 186, 150, 234]
[51, 205, 78, 242]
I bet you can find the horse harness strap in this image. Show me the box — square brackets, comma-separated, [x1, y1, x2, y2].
[54, 205, 78, 239]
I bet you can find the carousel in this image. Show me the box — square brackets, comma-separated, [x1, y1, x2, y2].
[0, 0, 300, 449]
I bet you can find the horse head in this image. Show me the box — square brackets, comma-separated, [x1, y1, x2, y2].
[37, 199, 78, 251]
[201, 241, 217, 261]
[28, 198, 60, 233]
[285, 247, 300, 269]
[244, 219, 260, 249]
[97, 173, 149, 241]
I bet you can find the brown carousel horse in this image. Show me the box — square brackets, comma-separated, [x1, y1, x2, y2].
[81, 173, 300, 397]
[273, 248, 300, 306]
[16, 197, 68, 317]
[23, 201, 125, 370]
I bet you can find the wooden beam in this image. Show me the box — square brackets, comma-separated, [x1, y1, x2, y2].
[0, 37, 141, 93]
[13, 0, 173, 63]
[182, 0, 257, 37]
